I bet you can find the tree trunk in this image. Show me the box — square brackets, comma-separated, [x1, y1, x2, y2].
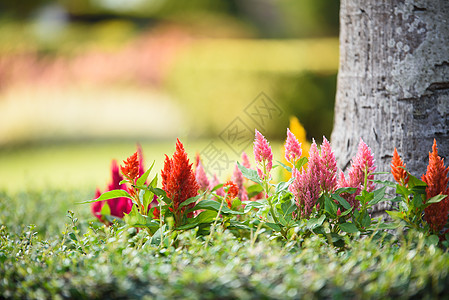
[332, 0, 449, 205]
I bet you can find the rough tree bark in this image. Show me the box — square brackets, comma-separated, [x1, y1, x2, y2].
[331, 0, 449, 211]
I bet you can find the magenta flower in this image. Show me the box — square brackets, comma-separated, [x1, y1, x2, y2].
[284, 128, 302, 165]
[253, 129, 273, 179]
[319, 137, 338, 193]
[232, 164, 248, 201]
[92, 160, 133, 222]
[195, 160, 210, 191]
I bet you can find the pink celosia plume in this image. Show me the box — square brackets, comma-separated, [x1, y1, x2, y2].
[319, 137, 338, 193]
[284, 128, 302, 165]
[253, 129, 273, 179]
[195, 160, 210, 191]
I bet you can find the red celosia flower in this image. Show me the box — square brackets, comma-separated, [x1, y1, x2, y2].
[421, 139, 449, 232]
[161, 139, 199, 223]
[390, 148, 409, 185]
[92, 160, 133, 222]
[232, 164, 248, 201]
[120, 151, 140, 182]
[223, 180, 239, 208]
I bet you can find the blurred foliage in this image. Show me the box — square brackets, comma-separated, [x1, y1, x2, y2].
[0, 0, 338, 38]
[166, 38, 338, 139]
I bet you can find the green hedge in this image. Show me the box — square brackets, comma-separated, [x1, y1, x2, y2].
[1, 190, 449, 299]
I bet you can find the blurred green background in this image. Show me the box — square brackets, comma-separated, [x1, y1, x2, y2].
[0, 0, 339, 192]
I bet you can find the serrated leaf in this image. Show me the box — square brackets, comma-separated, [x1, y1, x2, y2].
[339, 222, 358, 233]
[136, 161, 155, 186]
[237, 161, 262, 184]
[79, 189, 132, 204]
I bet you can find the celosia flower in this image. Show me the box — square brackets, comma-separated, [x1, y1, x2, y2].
[422, 139, 449, 232]
[120, 151, 140, 182]
[253, 129, 273, 179]
[347, 139, 376, 192]
[223, 181, 239, 208]
[319, 137, 338, 193]
[390, 148, 409, 185]
[161, 139, 199, 222]
[195, 160, 210, 191]
[232, 164, 248, 201]
[284, 128, 302, 165]
[289, 166, 320, 218]
[241, 152, 251, 169]
[92, 160, 132, 222]
[337, 139, 376, 209]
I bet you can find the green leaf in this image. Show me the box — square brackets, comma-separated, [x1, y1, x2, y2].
[136, 161, 155, 187]
[123, 205, 160, 231]
[427, 194, 448, 204]
[356, 190, 374, 205]
[243, 200, 265, 213]
[276, 160, 292, 173]
[100, 201, 111, 216]
[178, 193, 205, 210]
[246, 184, 264, 198]
[228, 220, 251, 230]
[333, 194, 351, 210]
[361, 213, 371, 228]
[386, 210, 406, 222]
[426, 234, 440, 247]
[372, 179, 397, 188]
[79, 189, 132, 204]
[175, 210, 217, 230]
[306, 214, 325, 230]
[339, 222, 358, 233]
[275, 178, 294, 194]
[294, 157, 308, 170]
[368, 186, 387, 206]
[210, 183, 223, 192]
[237, 161, 262, 184]
[407, 174, 427, 188]
[324, 195, 337, 217]
[190, 200, 244, 215]
[150, 187, 171, 205]
[265, 222, 282, 232]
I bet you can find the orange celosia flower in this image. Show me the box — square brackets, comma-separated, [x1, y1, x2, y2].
[421, 139, 449, 232]
[161, 139, 199, 221]
[223, 181, 239, 208]
[120, 151, 140, 182]
[390, 148, 409, 185]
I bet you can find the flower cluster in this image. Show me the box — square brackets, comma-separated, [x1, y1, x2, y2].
[421, 140, 449, 232]
[254, 129, 273, 180]
[338, 139, 376, 208]
[391, 148, 409, 185]
[223, 181, 239, 208]
[161, 139, 199, 223]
